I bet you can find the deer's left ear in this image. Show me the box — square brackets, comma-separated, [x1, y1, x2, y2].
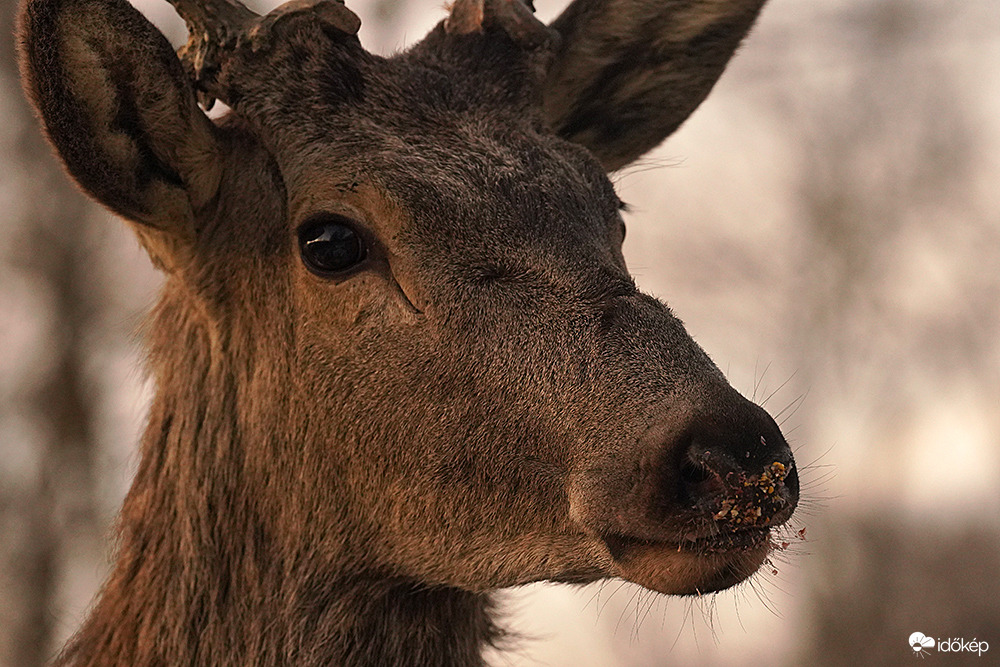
[543, 0, 766, 172]
[18, 0, 223, 248]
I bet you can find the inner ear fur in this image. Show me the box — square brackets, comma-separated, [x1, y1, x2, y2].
[18, 0, 225, 265]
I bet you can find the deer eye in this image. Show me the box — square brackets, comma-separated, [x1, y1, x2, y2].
[298, 215, 367, 276]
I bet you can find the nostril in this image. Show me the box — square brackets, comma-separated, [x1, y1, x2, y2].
[678, 456, 725, 505]
[679, 458, 711, 485]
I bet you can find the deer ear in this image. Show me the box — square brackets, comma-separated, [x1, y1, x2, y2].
[18, 0, 223, 252]
[543, 0, 766, 172]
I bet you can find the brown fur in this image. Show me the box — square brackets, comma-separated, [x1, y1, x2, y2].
[18, 1, 796, 665]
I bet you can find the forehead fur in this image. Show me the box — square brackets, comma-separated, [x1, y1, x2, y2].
[231, 21, 551, 153]
[234, 21, 620, 259]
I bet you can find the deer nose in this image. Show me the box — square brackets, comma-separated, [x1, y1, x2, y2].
[676, 409, 799, 527]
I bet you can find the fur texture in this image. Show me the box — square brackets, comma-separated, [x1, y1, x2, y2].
[17, 1, 796, 665]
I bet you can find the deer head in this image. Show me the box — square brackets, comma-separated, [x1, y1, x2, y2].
[19, 0, 797, 664]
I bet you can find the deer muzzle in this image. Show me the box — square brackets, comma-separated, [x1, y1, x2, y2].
[571, 385, 799, 595]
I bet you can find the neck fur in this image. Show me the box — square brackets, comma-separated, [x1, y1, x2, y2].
[55, 290, 502, 667]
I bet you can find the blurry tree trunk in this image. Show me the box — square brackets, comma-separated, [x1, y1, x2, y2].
[0, 1, 104, 665]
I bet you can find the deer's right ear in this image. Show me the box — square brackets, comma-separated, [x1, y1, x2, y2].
[18, 0, 223, 257]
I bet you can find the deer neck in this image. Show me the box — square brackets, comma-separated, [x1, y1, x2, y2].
[56, 294, 502, 666]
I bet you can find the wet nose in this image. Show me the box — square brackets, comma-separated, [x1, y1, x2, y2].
[676, 403, 799, 527]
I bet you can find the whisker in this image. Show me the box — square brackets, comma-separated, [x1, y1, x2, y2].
[761, 369, 799, 407]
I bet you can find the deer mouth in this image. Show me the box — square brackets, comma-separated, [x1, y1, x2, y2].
[603, 527, 775, 595]
[676, 526, 772, 553]
[605, 526, 772, 558]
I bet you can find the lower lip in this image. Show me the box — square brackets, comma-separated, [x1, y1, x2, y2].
[676, 528, 771, 554]
[606, 529, 774, 595]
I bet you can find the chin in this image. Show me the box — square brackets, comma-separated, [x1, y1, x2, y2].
[607, 527, 774, 595]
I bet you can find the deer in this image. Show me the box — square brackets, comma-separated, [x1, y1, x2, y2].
[17, 0, 798, 664]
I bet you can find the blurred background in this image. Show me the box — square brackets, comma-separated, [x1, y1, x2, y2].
[1, 0, 997, 664]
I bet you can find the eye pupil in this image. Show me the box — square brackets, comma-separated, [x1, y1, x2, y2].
[299, 217, 366, 275]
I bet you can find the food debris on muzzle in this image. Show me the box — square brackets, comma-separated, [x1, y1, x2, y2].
[712, 461, 789, 527]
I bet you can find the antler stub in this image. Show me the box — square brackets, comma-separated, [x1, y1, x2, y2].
[248, 0, 361, 48]
[444, 0, 485, 35]
[166, 0, 361, 109]
[167, 0, 255, 107]
[446, 0, 553, 49]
